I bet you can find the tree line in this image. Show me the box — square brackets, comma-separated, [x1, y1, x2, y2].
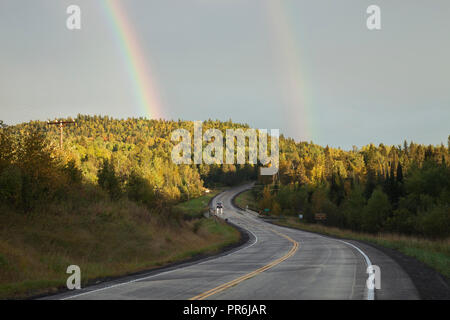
[0, 115, 257, 213]
[1, 115, 448, 239]
[256, 136, 449, 238]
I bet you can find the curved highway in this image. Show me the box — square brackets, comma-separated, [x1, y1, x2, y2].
[47, 184, 420, 300]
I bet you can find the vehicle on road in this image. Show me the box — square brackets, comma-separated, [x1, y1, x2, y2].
[216, 201, 223, 215]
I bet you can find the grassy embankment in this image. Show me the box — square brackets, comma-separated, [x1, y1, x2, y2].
[0, 190, 240, 299]
[234, 189, 450, 278]
[173, 189, 221, 218]
[233, 189, 259, 212]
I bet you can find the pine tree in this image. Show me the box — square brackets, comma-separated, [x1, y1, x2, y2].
[396, 163, 403, 183]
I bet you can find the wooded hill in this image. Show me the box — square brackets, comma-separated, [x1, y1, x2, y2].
[0, 115, 448, 238]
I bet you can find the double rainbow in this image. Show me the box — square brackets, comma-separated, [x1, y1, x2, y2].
[100, 1, 312, 141]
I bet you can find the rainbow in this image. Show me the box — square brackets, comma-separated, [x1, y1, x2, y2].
[265, 1, 314, 142]
[100, 0, 163, 119]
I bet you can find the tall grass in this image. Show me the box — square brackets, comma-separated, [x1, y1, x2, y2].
[0, 197, 240, 299]
[173, 189, 221, 218]
[234, 189, 259, 212]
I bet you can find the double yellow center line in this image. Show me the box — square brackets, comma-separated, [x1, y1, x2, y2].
[190, 229, 299, 300]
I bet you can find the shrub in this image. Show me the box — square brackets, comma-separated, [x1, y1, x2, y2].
[97, 159, 121, 200]
[126, 171, 155, 207]
[418, 205, 450, 238]
[362, 187, 391, 233]
[0, 166, 22, 207]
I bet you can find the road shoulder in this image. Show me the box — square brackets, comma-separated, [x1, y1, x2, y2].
[267, 220, 449, 300]
[35, 214, 251, 299]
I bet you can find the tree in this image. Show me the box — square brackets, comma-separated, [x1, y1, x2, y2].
[341, 185, 366, 231]
[364, 169, 376, 200]
[362, 188, 391, 233]
[97, 159, 121, 200]
[0, 128, 14, 172]
[126, 171, 155, 207]
[396, 162, 403, 183]
[64, 160, 82, 184]
[419, 205, 449, 238]
[259, 185, 273, 213]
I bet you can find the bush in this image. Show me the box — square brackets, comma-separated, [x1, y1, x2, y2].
[385, 208, 417, 235]
[126, 171, 155, 207]
[341, 186, 366, 231]
[362, 187, 391, 233]
[64, 160, 82, 184]
[418, 205, 450, 238]
[97, 159, 122, 200]
[0, 166, 22, 207]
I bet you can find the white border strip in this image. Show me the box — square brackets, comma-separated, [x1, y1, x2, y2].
[61, 229, 258, 300]
[337, 240, 375, 300]
[60, 207, 258, 300]
[272, 221, 376, 300]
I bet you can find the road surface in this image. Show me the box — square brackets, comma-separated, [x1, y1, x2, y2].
[46, 184, 419, 300]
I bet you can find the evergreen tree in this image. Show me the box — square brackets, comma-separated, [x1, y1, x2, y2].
[97, 159, 121, 200]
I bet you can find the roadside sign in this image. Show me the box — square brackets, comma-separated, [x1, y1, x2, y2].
[315, 213, 327, 221]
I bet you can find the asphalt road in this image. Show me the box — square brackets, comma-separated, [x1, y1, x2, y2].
[46, 184, 420, 300]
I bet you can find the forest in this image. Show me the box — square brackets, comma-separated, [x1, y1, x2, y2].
[0, 115, 448, 238]
[256, 134, 450, 238]
[0, 115, 257, 215]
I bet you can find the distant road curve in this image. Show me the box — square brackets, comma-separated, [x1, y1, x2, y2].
[45, 184, 419, 300]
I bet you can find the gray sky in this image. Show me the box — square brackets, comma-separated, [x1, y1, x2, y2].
[0, 0, 449, 149]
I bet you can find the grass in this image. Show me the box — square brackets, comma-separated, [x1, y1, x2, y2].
[273, 217, 450, 279]
[0, 195, 240, 299]
[234, 189, 259, 212]
[173, 189, 222, 218]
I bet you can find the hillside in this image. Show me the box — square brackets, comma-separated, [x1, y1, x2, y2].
[0, 115, 448, 297]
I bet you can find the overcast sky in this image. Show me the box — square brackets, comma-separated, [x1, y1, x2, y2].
[0, 0, 449, 149]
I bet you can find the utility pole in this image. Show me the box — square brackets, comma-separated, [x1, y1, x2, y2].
[47, 120, 76, 149]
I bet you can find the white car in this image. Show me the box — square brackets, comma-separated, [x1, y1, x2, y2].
[216, 202, 223, 215]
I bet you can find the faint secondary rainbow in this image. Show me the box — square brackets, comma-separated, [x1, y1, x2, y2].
[265, 1, 315, 142]
[101, 0, 163, 119]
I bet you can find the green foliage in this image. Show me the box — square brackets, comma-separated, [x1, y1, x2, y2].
[126, 171, 155, 207]
[341, 186, 366, 231]
[418, 205, 449, 239]
[0, 166, 22, 207]
[63, 160, 82, 184]
[0, 116, 259, 217]
[7, 115, 258, 203]
[385, 208, 416, 235]
[362, 188, 391, 233]
[97, 159, 121, 200]
[0, 128, 73, 211]
[1, 116, 448, 238]
[258, 137, 449, 238]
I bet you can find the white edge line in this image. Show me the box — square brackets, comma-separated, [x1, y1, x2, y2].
[199, 227, 258, 263]
[60, 200, 258, 300]
[337, 240, 375, 300]
[272, 223, 375, 300]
